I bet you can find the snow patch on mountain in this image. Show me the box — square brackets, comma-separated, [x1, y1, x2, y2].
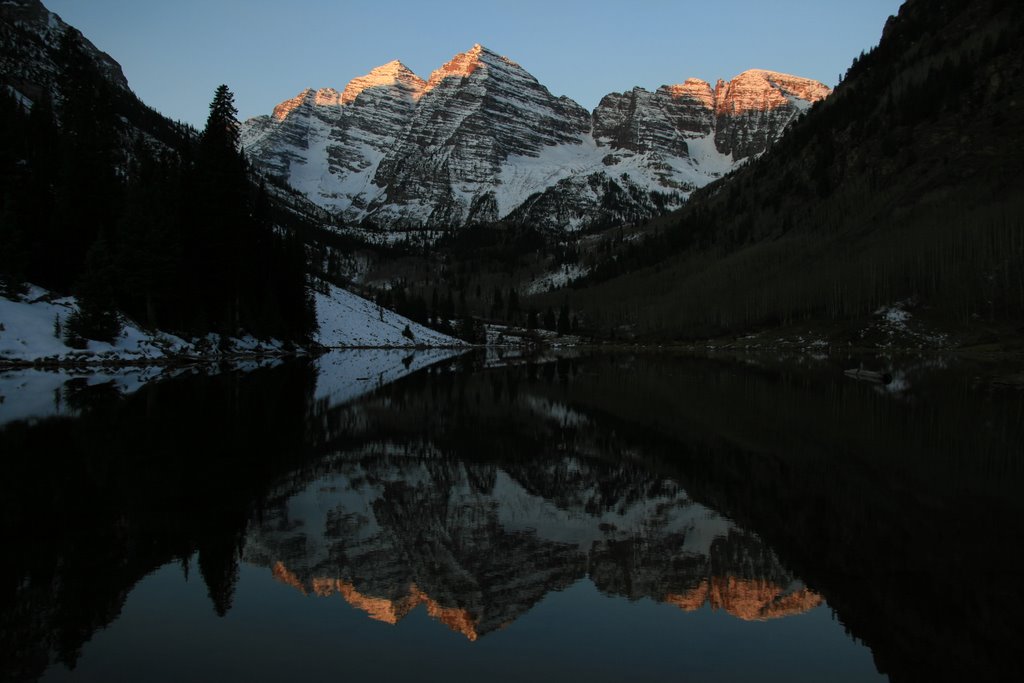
[494, 138, 605, 216]
[282, 115, 388, 213]
[523, 263, 590, 295]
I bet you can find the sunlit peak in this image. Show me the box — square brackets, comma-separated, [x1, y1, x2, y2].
[340, 60, 427, 104]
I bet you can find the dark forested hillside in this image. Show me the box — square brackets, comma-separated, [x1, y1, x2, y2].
[563, 0, 1024, 343]
[0, 18, 315, 343]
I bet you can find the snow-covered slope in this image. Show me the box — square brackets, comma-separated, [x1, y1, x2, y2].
[0, 285, 201, 364]
[243, 45, 830, 232]
[313, 282, 463, 348]
[1, 282, 461, 366]
[241, 62, 427, 215]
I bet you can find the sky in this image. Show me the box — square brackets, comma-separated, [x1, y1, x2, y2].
[45, 0, 904, 128]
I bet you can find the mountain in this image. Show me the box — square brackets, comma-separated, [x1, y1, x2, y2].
[1, 0, 318, 343]
[557, 0, 1024, 344]
[242, 46, 829, 232]
[0, 0, 337, 238]
[0, 0, 187, 153]
[0, 0, 127, 96]
[1, 0, 466, 349]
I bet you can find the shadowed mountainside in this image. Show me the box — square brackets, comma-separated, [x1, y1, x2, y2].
[561, 0, 1024, 345]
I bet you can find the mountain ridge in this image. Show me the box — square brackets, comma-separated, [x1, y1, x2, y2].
[0, 0, 128, 98]
[242, 45, 830, 232]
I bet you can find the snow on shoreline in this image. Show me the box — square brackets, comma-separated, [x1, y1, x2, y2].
[0, 285, 205, 365]
[0, 281, 467, 427]
[313, 282, 463, 348]
[1, 282, 463, 366]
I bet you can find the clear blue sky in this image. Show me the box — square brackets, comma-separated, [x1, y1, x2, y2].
[46, 0, 903, 128]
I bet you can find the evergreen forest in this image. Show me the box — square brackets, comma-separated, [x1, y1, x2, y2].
[0, 31, 314, 345]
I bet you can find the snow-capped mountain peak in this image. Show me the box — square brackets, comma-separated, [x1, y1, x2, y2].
[714, 69, 832, 115]
[423, 43, 523, 92]
[666, 78, 717, 108]
[241, 47, 830, 232]
[342, 60, 426, 104]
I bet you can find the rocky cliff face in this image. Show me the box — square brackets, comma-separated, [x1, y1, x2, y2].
[711, 69, 832, 159]
[0, 0, 129, 103]
[592, 79, 716, 158]
[1, 0, 195, 161]
[363, 45, 592, 227]
[243, 45, 829, 232]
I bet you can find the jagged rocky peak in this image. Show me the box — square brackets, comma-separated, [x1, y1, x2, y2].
[714, 69, 831, 115]
[425, 43, 486, 89]
[341, 59, 426, 103]
[584, 67, 831, 168]
[711, 69, 831, 159]
[360, 42, 592, 227]
[665, 78, 716, 107]
[424, 43, 514, 91]
[593, 79, 719, 155]
[271, 88, 313, 121]
[269, 88, 346, 122]
[270, 61, 426, 122]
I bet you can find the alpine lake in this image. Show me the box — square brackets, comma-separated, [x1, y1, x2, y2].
[1, 348, 1021, 682]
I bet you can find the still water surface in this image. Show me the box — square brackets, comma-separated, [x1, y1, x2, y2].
[2, 350, 1022, 682]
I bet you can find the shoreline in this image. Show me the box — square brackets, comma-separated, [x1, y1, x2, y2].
[5, 338, 1024, 373]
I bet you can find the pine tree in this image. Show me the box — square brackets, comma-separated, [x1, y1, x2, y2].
[52, 30, 121, 292]
[202, 85, 241, 154]
[527, 308, 538, 330]
[491, 286, 504, 319]
[184, 84, 314, 342]
[194, 84, 248, 333]
[0, 90, 29, 291]
[66, 235, 122, 345]
[115, 141, 181, 328]
[506, 288, 520, 324]
[543, 307, 556, 331]
[557, 303, 571, 335]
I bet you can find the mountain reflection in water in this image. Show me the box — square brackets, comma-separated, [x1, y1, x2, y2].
[247, 447, 821, 641]
[1, 350, 1021, 682]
